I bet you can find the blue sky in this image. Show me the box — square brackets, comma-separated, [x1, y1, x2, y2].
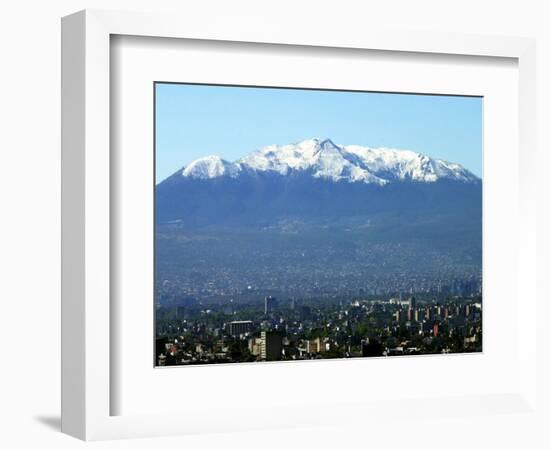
[155, 83, 482, 182]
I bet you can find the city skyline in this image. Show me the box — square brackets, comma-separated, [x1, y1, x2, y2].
[156, 294, 482, 366]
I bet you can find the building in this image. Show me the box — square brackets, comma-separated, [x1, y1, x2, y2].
[394, 310, 401, 322]
[158, 353, 166, 366]
[405, 297, 417, 322]
[264, 296, 278, 314]
[227, 320, 253, 337]
[260, 331, 282, 361]
[306, 337, 324, 354]
[395, 309, 407, 323]
[248, 337, 262, 356]
[425, 307, 431, 320]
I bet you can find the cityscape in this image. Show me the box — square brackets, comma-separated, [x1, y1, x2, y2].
[155, 291, 482, 366]
[154, 84, 482, 366]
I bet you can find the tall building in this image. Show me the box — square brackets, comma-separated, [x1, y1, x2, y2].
[264, 296, 278, 314]
[260, 331, 282, 361]
[227, 320, 253, 337]
[394, 310, 401, 322]
[405, 296, 417, 322]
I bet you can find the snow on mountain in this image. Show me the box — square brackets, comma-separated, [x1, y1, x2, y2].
[179, 138, 479, 185]
[182, 155, 241, 179]
[238, 138, 388, 184]
[342, 144, 478, 184]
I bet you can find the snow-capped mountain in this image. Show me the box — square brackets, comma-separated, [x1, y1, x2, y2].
[157, 137, 482, 232]
[156, 138, 481, 286]
[179, 138, 479, 185]
[156, 139, 482, 304]
[182, 155, 242, 180]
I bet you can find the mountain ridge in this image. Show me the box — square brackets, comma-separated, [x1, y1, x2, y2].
[166, 138, 480, 186]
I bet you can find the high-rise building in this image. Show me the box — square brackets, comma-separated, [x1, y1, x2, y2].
[260, 331, 282, 361]
[394, 310, 401, 322]
[264, 296, 278, 314]
[227, 320, 253, 337]
[425, 307, 431, 320]
[405, 297, 417, 322]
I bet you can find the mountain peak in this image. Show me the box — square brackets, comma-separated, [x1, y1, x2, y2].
[319, 137, 336, 146]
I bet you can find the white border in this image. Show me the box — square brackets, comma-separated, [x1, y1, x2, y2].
[61, 9, 537, 441]
[112, 35, 519, 417]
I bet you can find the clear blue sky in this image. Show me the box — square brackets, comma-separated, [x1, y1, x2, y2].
[155, 83, 482, 182]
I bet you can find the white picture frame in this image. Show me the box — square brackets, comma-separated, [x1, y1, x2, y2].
[61, 9, 537, 441]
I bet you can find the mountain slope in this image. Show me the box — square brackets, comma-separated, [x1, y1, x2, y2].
[156, 138, 481, 229]
[155, 138, 482, 301]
